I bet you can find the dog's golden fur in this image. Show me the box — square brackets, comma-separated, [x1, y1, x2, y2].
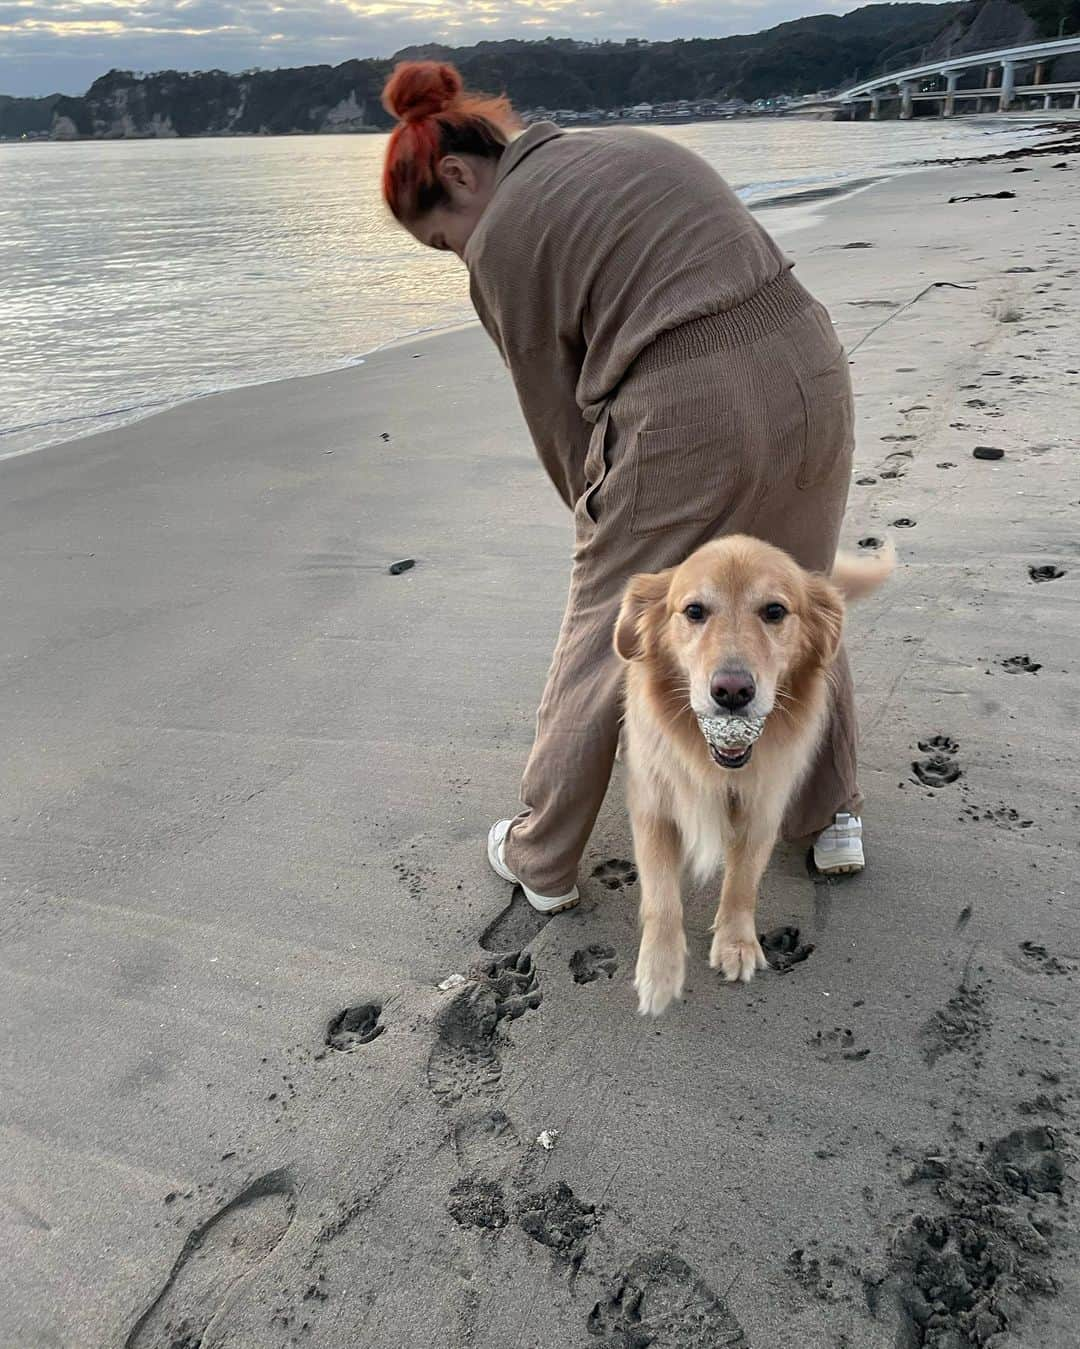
[615, 534, 893, 1016]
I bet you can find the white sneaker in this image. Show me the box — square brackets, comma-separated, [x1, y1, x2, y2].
[813, 813, 865, 875]
[487, 820, 579, 914]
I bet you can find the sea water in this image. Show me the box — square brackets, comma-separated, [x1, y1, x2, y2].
[0, 117, 1050, 459]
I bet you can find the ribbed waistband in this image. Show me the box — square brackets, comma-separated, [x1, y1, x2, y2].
[631, 270, 814, 377]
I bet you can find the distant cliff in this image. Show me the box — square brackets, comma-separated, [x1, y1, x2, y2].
[43, 63, 393, 139]
[0, 92, 63, 137]
[2, 0, 1073, 142]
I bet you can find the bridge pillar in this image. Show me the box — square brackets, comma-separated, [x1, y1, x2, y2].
[999, 59, 1016, 111]
[1074, 91, 1080, 110]
[943, 70, 959, 117]
[1043, 92, 1053, 110]
[900, 81, 915, 119]
[986, 64, 999, 88]
[1034, 60, 1047, 85]
[869, 92, 882, 120]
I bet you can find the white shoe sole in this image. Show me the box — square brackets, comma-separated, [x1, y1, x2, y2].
[487, 822, 579, 914]
[813, 844, 865, 876]
[816, 859, 864, 876]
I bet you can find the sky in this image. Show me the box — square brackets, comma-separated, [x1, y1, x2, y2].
[0, 0, 866, 97]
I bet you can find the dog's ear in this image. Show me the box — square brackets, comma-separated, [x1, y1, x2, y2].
[614, 570, 673, 663]
[801, 574, 845, 669]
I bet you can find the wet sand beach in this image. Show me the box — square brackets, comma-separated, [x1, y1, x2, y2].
[2, 148, 1079, 1348]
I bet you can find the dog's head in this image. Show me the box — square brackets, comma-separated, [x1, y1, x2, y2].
[614, 535, 844, 768]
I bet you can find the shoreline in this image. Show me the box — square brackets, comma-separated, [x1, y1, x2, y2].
[1, 115, 1073, 467]
[7, 105, 1079, 147]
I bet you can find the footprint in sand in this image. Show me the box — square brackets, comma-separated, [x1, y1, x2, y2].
[570, 944, 619, 984]
[912, 736, 960, 787]
[453, 1108, 523, 1172]
[1014, 941, 1076, 976]
[447, 1177, 509, 1231]
[1029, 564, 1066, 583]
[991, 1125, 1066, 1195]
[426, 953, 541, 1105]
[324, 1003, 383, 1051]
[918, 982, 987, 1067]
[918, 735, 959, 754]
[913, 755, 961, 787]
[810, 1027, 871, 1063]
[517, 1182, 597, 1269]
[479, 889, 551, 952]
[760, 925, 814, 973]
[125, 1170, 295, 1349]
[960, 803, 1034, 831]
[890, 1125, 1062, 1347]
[588, 1251, 748, 1346]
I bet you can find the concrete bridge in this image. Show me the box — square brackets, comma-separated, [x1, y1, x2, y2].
[837, 35, 1080, 118]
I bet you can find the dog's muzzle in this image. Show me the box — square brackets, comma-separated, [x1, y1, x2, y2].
[696, 712, 767, 770]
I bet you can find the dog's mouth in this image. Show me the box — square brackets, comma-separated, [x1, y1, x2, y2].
[695, 712, 767, 771]
[709, 743, 754, 769]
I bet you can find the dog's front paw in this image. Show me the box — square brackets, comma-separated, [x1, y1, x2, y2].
[634, 930, 687, 1017]
[709, 930, 768, 984]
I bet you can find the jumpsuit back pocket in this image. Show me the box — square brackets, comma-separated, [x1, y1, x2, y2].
[629, 418, 741, 536]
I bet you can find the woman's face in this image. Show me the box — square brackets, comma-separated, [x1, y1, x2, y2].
[403, 154, 498, 259]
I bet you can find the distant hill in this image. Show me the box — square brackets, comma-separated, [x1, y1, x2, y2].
[2, 0, 1072, 141]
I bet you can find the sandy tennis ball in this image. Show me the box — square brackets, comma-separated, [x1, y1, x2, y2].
[696, 713, 767, 750]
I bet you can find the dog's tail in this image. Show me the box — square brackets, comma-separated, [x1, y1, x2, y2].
[830, 537, 895, 601]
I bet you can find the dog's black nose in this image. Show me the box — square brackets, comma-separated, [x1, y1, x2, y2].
[710, 669, 756, 711]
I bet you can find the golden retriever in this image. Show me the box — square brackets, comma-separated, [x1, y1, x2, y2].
[614, 534, 893, 1016]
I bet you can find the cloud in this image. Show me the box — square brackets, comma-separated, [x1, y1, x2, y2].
[0, 0, 859, 96]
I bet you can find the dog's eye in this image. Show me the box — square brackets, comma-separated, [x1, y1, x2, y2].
[760, 602, 788, 624]
[684, 603, 706, 623]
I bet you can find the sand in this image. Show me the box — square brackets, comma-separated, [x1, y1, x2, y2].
[1, 148, 1078, 1349]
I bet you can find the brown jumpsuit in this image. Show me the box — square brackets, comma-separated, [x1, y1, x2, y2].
[464, 122, 859, 896]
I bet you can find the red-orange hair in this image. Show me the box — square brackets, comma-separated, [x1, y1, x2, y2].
[381, 61, 519, 221]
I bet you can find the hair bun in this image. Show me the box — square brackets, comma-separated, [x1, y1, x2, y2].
[383, 61, 463, 123]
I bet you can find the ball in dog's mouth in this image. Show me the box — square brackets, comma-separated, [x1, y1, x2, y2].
[696, 712, 767, 770]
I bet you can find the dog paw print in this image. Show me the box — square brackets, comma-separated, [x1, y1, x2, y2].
[913, 734, 961, 787]
[591, 858, 638, 891]
[918, 734, 959, 754]
[760, 926, 814, 973]
[998, 654, 1041, 674]
[810, 1027, 871, 1063]
[1016, 941, 1075, 976]
[325, 1003, 384, 1051]
[569, 945, 619, 985]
